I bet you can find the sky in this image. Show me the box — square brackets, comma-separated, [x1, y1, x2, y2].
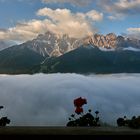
[0, 73, 140, 126]
[0, 0, 140, 43]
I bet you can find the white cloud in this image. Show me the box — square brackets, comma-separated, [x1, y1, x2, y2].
[0, 7, 103, 42]
[86, 10, 103, 21]
[36, 7, 103, 38]
[126, 27, 140, 39]
[0, 73, 140, 126]
[107, 13, 125, 20]
[115, 0, 140, 10]
[127, 27, 140, 33]
[108, 16, 117, 20]
[98, 0, 140, 20]
[0, 0, 37, 2]
[42, 0, 92, 6]
[0, 20, 47, 42]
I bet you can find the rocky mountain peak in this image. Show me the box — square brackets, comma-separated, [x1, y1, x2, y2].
[23, 31, 83, 57]
[83, 33, 117, 48]
[9, 31, 140, 58]
[83, 33, 140, 50]
[106, 33, 117, 39]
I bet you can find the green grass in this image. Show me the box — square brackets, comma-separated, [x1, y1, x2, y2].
[0, 126, 140, 135]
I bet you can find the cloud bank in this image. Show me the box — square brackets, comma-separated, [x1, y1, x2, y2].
[0, 7, 102, 43]
[126, 27, 140, 39]
[98, 0, 140, 20]
[0, 73, 140, 126]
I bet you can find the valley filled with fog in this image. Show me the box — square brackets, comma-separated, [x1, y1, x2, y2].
[0, 73, 140, 126]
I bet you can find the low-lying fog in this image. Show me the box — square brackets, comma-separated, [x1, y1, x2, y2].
[0, 73, 140, 126]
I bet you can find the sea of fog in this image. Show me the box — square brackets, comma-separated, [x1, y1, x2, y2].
[0, 73, 140, 126]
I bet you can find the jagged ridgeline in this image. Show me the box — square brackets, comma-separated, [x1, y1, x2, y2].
[0, 31, 140, 74]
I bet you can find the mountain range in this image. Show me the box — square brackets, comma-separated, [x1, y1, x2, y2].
[0, 31, 140, 74]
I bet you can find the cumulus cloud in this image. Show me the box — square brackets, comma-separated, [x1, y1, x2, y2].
[42, 0, 92, 6]
[114, 0, 140, 11]
[98, 0, 140, 20]
[107, 13, 125, 20]
[0, 7, 102, 42]
[0, 0, 38, 2]
[127, 27, 140, 34]
[36, 7, 103, 38]
[86, 10, 103, 21]
[126, 27, 140, 39]
[0, 73, 140, 126]
[0, 20, 47, 42]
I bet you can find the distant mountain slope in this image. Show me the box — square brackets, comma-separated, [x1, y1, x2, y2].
[40, 46, 140, 74]
[2, 31, 140, 59]
[0, 31, 140, 74]
[0, 46, 45, 74]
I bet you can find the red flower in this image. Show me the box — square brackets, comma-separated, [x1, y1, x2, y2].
[74, 97, 87, 108]
[75, 107, 83, 115]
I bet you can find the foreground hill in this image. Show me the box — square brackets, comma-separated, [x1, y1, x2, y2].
[0, 46, 45, 74]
